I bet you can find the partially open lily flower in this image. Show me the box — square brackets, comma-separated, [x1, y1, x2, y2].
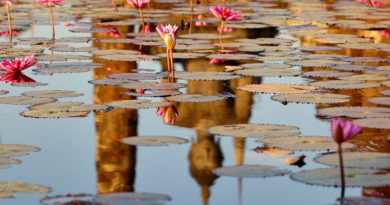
[3, 0, 15, 6]
[36, 0, 64, 6]
[0, 29, 18, 36]
[156, 24, 178, 51]
[331, 118, 362, 144]
[209, 6, 240, 21]
[0, 56, 37, 72]
[156, 103, 178, 125]
[127, 0, 150, 8]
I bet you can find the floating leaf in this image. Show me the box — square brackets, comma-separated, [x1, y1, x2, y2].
[263, 148, 294, 156]
[213, 165, 291, 178]
[97, 54, 158, 61]
[28, 102, 84, 110]
[165, 94, 225, 103]
[311, 80, 382, 90]
[93, 192, 171, 205]
[0, 96, 56, 105]
[303, 71, 354, 78]
[379, 90, 390, 96]
[240, 63, 292, 69]
[338, 74, 389, 81]
[156, 52, 205, 59]
[383, 81, 390, 87]
[0, 182, 50, 198]
[353, 118, 390, 129]
[122, 90, 180, 97]
[317, 106, 390, 118]
[271, 93, 350, 104]
[0, 158, 21, 165]
[234, 68, 301, 77]
[290, 168, 390, 187]
[367, 97, 390, 106]
[0, 144, 40, 157]
[236, 38, 295, 45]
[256, 55, 301, 62]
[237, 84, 318, 94]
[88, 79, 133, 86]
[179, 33, 235, 39]
[92, 50, 140, 56]
[0, 90, 9, 95]
[207, 53, 257, 60]
[173, 72, 240, 81]
[22, 90, 83, 98]
[20, 109, 89, 119]
[299, 46, 342, 51]
[106, 100, 172, 109]
[337, 43, 379, 50]
[121, 136, 189, 146]
[207, 124, 300, 138]
[288, 59, 349, 67]
[119, 82, 186, 90]
[10, 82, 48, 87]
[340, 57, 389, 63]
[257, 136, 355, 151]
[315, 152, 390, 169]
[106, 73, 166, 81]
[329, 64, 376, 71]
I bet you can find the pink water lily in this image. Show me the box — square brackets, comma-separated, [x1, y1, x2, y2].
[36, 0, 63, 39]
[0, 30, 19, 36]
[127, 0, 151, 28]
[156, 104, 178, 125]
[209, 6, 240, 36]
[0, 56, 37, 72]
[156, 24, 178, 78]
[331, 118, 362, 144]
[3, 0, 15, 6]
[0, 72, 35, 84]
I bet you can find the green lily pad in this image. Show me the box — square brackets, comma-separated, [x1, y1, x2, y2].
[22, 90, 83, 98]
[367, 97, 390, 105]
[290, 168, 390, 187]
[315, 152, 390, 169]
[240, 63, 292, 69]
[174, 72, 240, 81]
[213, 165, 291, 178]
[0, 182, 50, 198]
[317, 106, 390, 118]
[353, 118, 390, 129]
[0, 96, 57, 105]
[20, 109, 89, 119]
[235, 68, 301, 77]
[303, 71, 354, 78]
[207, 124, 300, 138]
[165, 94, 225, 103]
[257, 136, 355, 151]
[271, 93, 350, 104]
[310, 80, 382, 90]
[0, 90, 9, 95]
[237, 84, 318, 94]
[120, 136, 189, 146]
[119, 82, 186, 90]
[338, 74, 389, 81]
[288, 59, 350, 67]
[93, 192, 171, 205]
[106, 100, 172, 110]
[0, 144, 40, 157]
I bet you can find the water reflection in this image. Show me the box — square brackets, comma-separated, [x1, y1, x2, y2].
[0, 72, 35, 84]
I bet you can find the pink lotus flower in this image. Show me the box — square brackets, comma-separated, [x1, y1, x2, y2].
[3, 0, 15, 6]
[36, 0, 63, 6]
[380, 30, 390, 37]
[0, 56, 37, 72]
[209, 6, 240, 21]
[331, 118, 362, 144]
[0, 30, 19, 36]
[217, 26, 233, 33]
[156, 24, 178, 51]
[0, 72, 35, 84]
[127, 0, 150, 8]
[156, 105, 178, 124]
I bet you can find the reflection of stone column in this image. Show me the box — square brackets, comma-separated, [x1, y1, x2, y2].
[233, 137, 245, 205]
[92, 26, 138, 194]
[188, 129, 223, 205]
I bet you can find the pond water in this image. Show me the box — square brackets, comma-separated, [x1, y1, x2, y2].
[0, 0, 390, 204]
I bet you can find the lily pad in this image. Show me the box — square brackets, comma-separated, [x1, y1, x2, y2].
[340, 57, 389, 63]
[88, 79, 133, 86]
[20, 109, 89, 119]
[317, 106, 390, 118]
[156, 52, 205, 59]
[207, 124, 300, 138]
[338, 74, 389, 81]
[22, 90, 83, 98]
[329, 64, 376, 71]
[10, 82, 48, 87]
[165, 94, 225, 103]
[299, 46, 343, 52]
[97, 54, 158, 61]
[302, 71, 354, 78]
[271, 93, 350, 104]
[93, 192, 171, 205]
[173, 72, 240, 81]
[122, 90, 181, 97]
[106, 100, 172, 110]
[179, 33, 235, 39]
[0, 182, 50, 198]
[234, 68, 301, 77]
[213, 165, 291, 178]
[120, 136, 189, 146]
[0, 96, 56, 105]
[240, 63, 292, 69]
[0, 144, 40, 157]
[310, 80, 382, 90]
[119, 82, 186, 90]
[288, 59, 349, 67]
[28, 102, 84, 110]
[314, 152, 390, 169]
[257, 136, 355, 151]
[0, 90, 9, 95]
[367, 97, 390, 105]
[237, 84, 318, 94]
[106, 73, 166, 81]
[290, 168, 390, 187]
[353, 118, 390, 129]
[207, 53, 257, 60]
[379, 90, 390, 96]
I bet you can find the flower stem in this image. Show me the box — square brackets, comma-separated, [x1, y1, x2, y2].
[6, 4, 12, 43]
[166, 49, 171, 72]
[169, 50, 174, 79]
[111, 0, 118, 12]
[139, 8, 145, 30]
[219, 20, 225, 36]
[338, 143, 345, 200]
[49, 4, 55, 40]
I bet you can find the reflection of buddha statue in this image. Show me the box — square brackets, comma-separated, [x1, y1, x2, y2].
[188, 128, 223, 205]
[92, 25, 138, 194]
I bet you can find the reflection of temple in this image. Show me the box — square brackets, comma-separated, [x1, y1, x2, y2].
[92, 24, 138, 194]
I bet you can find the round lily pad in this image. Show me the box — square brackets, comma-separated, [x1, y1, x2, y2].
[35, 54, 90, 61]
[106, 100, 172, 110]
[290, 168, 390, 187]
[156, 52, 205, 59]
[0, 144, 40, 157]
[97, 54, 158, 61]
[310, 80, 382, 90]
[92, 50, 140, 56]
[288, 59, 350, 67]
[0, 96, 57, 105]
[337, 43, 379, 50]
[379, 90, 390, 96]
[120, 136, 189, 146]
[165, 94, 225, 103]
[0, 158, 21, 165]
[121, 90, 181, 97]
[179, 33, 235, 39]
[240, 63, 293, 69]
[28, 102, 84, 110]
[299, 46, 343, 52]
[257, 136, 355, 151]
[271, 93, 350, 104]
[10, 82, 48, 87]
[119, 82, 186, 90]
[173, 72, 240, 81]
[237, 84, 318, 94]
[353, 118, 390, 129]
[20, 109, 89, 119]
[367, 97, 390, 105]
[302, 71, 354, 78]
[207, 53, 257, 60]
[340, 57, 389, 63]
[0, 182, 50, 198]
[93, 192, 171, 205]
[383, 81, 390, 87]
[106, 73, 166, 81]
[256, 55, 301, 62]
[207, 124, 300, 138]
[338, 74, 389, 81]
[88, 79, 133, 86]
[236, 38, 295, 45]
[22, 90, 83, 98]
[0, 90, 9, 95]
[317, 106, 390, 118]
[213, 165, 291, 178]
[329, 64, 376, 71]
[314, 152, 390, 169]
[234, 68, 301, 77]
